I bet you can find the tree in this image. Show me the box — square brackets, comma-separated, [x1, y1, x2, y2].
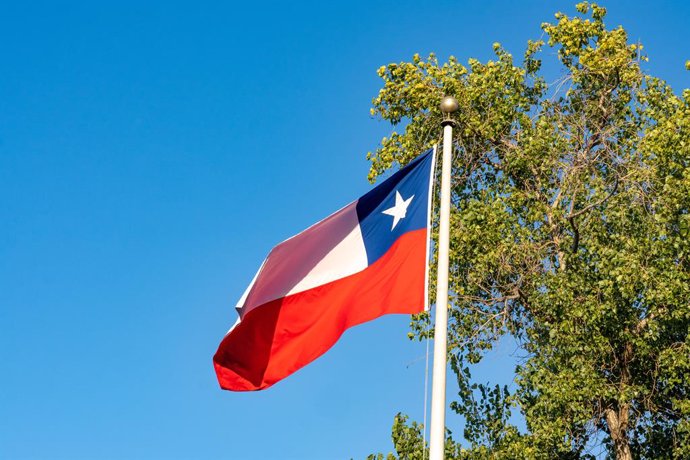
[366, 3, 690, 459]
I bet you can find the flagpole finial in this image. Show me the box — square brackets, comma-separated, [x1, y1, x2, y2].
[440, 96, 458, 127]
[440, 96, 459, 114]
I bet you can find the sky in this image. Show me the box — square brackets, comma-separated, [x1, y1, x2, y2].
[1, 1, 688, 459]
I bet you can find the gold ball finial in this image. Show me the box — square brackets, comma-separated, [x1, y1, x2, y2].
[440, 96, 459, 114]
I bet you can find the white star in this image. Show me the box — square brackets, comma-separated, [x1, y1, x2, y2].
[382, 190, 415, 230]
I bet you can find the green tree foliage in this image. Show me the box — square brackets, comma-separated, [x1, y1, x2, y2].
[366, 3, 690, 459]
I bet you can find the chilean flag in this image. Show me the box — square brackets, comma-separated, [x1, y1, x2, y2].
[213, 149, 436, 391]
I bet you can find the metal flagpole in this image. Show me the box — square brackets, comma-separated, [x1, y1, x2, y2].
[428, 96, 458, 460]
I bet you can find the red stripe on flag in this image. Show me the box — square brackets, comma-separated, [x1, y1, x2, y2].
[213, 228, 427, 391]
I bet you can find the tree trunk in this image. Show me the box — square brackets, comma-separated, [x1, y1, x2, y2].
[605, 407, 632, 460]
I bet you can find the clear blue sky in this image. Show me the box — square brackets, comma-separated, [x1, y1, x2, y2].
[1, 1, 688, 459]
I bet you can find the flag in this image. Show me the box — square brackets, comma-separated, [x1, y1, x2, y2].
[213, 149, 436, 391]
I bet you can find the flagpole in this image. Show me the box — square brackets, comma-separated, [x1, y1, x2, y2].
[428, 96, 458, 460]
